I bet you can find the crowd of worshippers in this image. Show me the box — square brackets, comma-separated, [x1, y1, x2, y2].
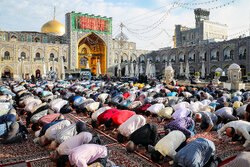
[0, 79, 250, 167]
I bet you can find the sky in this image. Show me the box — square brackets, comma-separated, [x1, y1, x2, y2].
[0, 0, 249, 50]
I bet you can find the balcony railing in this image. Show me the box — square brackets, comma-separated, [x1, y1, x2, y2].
[1, 57, 14, 61]
[34, 58, 43, 62]
[179, 58, 184, 62]
[211, 57, 218, 61]
[239, 54, 246, 60]
[49, 58, 58, 62]
[224, 55, 233, 60]
[188, 58, 195, 62]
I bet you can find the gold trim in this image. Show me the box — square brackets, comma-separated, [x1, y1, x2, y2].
[77, 33, 107, 75]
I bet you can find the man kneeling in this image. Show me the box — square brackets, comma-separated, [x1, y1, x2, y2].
[151, 130, 187, 164]
[57, 144, 108, 167]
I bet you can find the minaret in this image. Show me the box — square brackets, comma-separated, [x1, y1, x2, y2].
[194, 8, 210, 28]
[53, 6, 56, 20]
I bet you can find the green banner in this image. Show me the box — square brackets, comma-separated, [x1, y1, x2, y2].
[72, 13, 112, 34]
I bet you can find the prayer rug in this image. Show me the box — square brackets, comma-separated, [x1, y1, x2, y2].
[1, 158, 52, 167]
[107, 144, 159, 167]
[2, 112, 247, 167]
[65, 113, 160, 167]
[0, 133, 50, 166]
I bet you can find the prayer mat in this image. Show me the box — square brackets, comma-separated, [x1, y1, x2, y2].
[65, 113, 160, 167]
[107, 144, 159, 167]
[0, 133, 50, 165]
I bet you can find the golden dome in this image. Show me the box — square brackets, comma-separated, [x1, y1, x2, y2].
[41, 19, 65, 36]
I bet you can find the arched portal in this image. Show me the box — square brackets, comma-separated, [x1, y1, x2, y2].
[36, 69, 41, 78]
[2, 66, 13, 78]
[78, 33, 107, 75]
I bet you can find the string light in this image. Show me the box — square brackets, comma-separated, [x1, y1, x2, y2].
[181, 0, 236, 10]
[228, 28, 250, 38]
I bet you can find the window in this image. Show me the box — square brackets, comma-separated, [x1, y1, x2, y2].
[21, 52, 26, 59]
[189, 54, 195, 62]
[35, 53, 41, 60]
[27, 36, 31, 42]
[4, 51, 10, 60]
[211, 51, 219, 61]
[43, 37, 47, 43]
[21, 36, 25, 42]
[49, 53, 54, 61]
[230, 50, 234, 60]
[179, 54, 184, 62]
[224, 50, 234, 60]
[63, 56, 67, 62]
[3, 34, 7, 41]
[243, 49, 247, 59]
[35, 37, 40, 42]
[171, 55, 176, 62]
[121, 56, 123, 63]
[216, 51, 219, 61]
[182, 36, 186, 41]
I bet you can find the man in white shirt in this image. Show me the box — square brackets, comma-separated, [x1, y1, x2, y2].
[44, 119, 71, 141]
[146, 103, 165, 116]
[50, 98, 68, 113]
[63, 144, 108, 167]
[151, 130, 186, 163]
[91, 106, 111, 121]
[24, 99, 42, 112]
[57, 132, 93, 156]
[173, 102, 190, 111]
[217, 120, 250, 150]
[117, 115, 146, 143]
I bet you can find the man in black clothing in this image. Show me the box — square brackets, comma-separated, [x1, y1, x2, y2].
[125, 123, 159, 153]
[31, 75, 35, 83]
